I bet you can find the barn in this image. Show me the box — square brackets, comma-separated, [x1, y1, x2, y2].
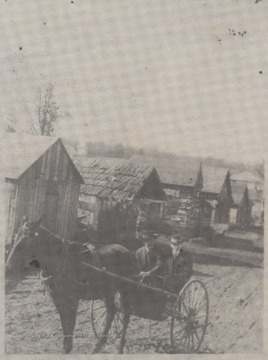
[0, 134, 83, 247]
[200, 166, 233, 227]
[229, 182, 251, 226]
[74, 157, 166, 247]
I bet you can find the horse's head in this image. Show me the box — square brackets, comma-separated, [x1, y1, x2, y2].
[6, 218, 43, 274]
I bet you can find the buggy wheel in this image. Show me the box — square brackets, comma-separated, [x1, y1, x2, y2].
[170, 279, 209, 353]
[91, 299, 124, 339]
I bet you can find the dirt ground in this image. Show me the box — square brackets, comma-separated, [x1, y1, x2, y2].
[5, 242, 263, 354]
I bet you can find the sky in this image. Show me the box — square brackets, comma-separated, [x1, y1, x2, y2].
[0, 0, 267, 164]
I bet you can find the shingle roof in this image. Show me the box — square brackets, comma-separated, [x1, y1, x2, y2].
[231, 181, 247, 205]
[0, 133, 83, 182]
[231, 171, 263, 183]
[74, 157, 162, 201]
[130, 155, 201, 187]
[202, 166, 229, 194]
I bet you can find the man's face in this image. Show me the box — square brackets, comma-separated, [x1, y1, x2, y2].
[144, 239, 155, 253]
[170, 242, 182, 253]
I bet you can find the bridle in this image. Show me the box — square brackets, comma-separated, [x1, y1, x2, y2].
[5, 223, 31, 268]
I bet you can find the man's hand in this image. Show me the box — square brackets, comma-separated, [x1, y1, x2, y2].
[140, 271, 151, 278]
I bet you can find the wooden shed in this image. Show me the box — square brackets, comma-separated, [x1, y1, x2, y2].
[74, 157, 166, 246]
[229, 182, 251, 226]
[231, 171, 264, 226]
[1, 134, 83, 246]
[200, 166, 233, 226]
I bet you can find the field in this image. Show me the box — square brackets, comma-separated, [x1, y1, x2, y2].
[5, 236, 263, 354]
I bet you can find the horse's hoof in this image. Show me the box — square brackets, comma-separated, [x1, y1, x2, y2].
[63, 345, 72, 354]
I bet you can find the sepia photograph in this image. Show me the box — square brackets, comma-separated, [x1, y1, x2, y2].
[0, 0, 266, 356]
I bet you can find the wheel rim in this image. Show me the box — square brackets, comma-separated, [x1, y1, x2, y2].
[170, 280, 209, 353]
[91, 300, 124, 340]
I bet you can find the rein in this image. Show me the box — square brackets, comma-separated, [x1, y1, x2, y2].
[39, 242, 102, 289]
[72, 243, 102, 269]
[39, 225, 63, 243]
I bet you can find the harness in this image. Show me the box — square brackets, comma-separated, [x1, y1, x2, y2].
[72, 243, 102, 268]
[40, 242, 102, 292]
[8, 222, 105, 295]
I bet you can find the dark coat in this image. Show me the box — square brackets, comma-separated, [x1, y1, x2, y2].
[165, 249, 193, 292]
[135, 239, 172, 276]
[167, 249, 192, 278]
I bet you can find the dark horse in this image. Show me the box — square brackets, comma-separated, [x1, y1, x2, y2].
[6, 218, 136, 354]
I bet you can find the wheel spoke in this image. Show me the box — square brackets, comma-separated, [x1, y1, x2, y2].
[194, 313, 207, 321]
[182, 330, 189, 349]
[196, 301, 207, 311]
[190, 286, 196, 308]
[113, 314, 123, 335]
[191, 286, 197, 308]
[186, 330, 191, 351]
[191, 329, 195, 350]
[181, 299, 190, 316]
[187, 285, 192, 308]
[194, 323, 206, 332]
[174, 324, 186, 340]
[195, 291, 206, 311]
[93, 305, 106, 311]
[193, 326, 201, 344]
[193, 283, 201, 309]
[94, 309, 106, 323]
[97, 313, 106, 334]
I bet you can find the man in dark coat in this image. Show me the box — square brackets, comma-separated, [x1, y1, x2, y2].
[135, 235, 171, 280]
[165, 234, 193, 293]
[134, 230, 171, 319]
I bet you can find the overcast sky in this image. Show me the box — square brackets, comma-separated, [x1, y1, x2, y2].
[0, 0, 267, 164]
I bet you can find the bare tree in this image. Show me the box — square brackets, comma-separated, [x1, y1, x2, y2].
[36, 83, 59, 136]
[1, 114, 37, 136]
[3, 115, 17, 133]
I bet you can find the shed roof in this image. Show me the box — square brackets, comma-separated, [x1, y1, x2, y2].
[231, 181, 247, 205]
[231, 171, 263, 183]
[202, 166, 229, 194]
[130, 155, 201, 187]
[74, 156, 161, 201]
[0, 133, 83, 182]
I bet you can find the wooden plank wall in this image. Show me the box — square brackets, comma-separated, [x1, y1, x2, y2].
[9, 140, 80, 243]
[5, 182, 17, 245]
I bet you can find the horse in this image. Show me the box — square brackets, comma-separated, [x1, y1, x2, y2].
[6, 218, 136, 354]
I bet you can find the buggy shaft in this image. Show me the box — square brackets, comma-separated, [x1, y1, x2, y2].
[81, 261, 178, 300]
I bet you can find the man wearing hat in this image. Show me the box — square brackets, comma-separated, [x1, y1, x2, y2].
[73, 214, 97, 244]
[135, 218, 171, 282]
[133, 226, 172, 319]
[165, 234, 193, 293]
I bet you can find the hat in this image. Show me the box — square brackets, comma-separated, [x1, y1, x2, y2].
[170, 234, 184, 245]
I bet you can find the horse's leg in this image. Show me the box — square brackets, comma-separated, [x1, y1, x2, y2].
[51, 292, 79, 354]
[118, 292, 131, 354]
[60, 298, 79, 354]
[92, 296, 115, 354]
